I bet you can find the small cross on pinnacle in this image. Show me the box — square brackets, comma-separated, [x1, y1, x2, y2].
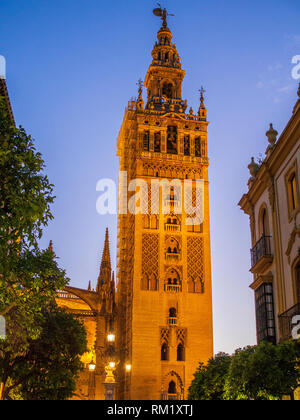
[137, 79, 144, 98]
[137, 79, 144, 90]
[199, 86, 206, 100]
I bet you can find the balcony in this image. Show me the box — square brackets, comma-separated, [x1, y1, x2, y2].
[166, 253, 180, 262]
[164, 200, 181, 210]
[278, 303, 300, 342]
[168, 317, 178, 326]
[165, 284, 182, 293]
[165, 223, 181, 232]
[250, 236, 273, 274]
[161, 392, 184, 401]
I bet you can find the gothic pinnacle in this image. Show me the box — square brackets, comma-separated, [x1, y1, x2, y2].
[101, 228, 111, 271]
[48, 240, 53, 253]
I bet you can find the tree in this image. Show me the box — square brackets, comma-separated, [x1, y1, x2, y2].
[189, 341, 300, 400]
[224, 341, 300, 400]
[4, 306, 87, 400]
[188, 353, 232, 400]
[0, 97, 69, 398]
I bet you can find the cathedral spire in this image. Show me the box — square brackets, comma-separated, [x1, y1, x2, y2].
[48, 240, 54, 253]
[97, 228, 112, 293]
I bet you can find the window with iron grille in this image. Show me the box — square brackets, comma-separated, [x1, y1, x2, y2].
[255, 283, 276, 344]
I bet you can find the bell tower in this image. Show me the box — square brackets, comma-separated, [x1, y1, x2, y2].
[116, 8, 213, 400]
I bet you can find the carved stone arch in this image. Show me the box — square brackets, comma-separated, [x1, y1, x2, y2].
[258, 203, 270, 237]
[291, 255, 300, 305]
[165, 267, 181, 286]
[144, 214, 150, 229]
[64, 286, 98, 312]
[141, 274, 149, 291]
[149, 273, 158, 291]
[162, 370, 184, 394]
[165, 236, 180, 254]
[161, 79, 175, 99]
[195, 276, 203, 294]
[188, 277, 195, 293]
[195, 172, 201, 180]
[148, 167, 154, 177]
[150, 214, 158, 230]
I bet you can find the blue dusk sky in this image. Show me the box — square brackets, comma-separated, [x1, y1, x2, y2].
[1, 0, 299, 354]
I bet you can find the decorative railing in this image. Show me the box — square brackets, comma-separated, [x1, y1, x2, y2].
[168, 317, 178, 326]
[166, 253, 180, 261]
[161, 393, 184, 401]
[165, 224, 181, 232]
[165, 285, 182, 293]
[164, 200, 181, 209]
[278, 303, 300, 342]
[251, 236, 272, 268]
[57, 291, 80, 300]
[65, 309, 95, 317]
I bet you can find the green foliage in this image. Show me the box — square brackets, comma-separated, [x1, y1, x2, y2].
[0, 96, 66, 346]
[224, 341, 300, 400]
[188, 353, 232, 400]
[189, 341, 300, 400]
[0, 96, 71, 398]
[5, 306, 87, 400]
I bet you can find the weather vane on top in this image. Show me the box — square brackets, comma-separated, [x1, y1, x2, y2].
[153, 3, 174, 28]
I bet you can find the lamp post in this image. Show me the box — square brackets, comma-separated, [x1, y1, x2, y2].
[103, 333, 117, 400]
[103, 332, 132, 400]
[88, 359, 96, 400]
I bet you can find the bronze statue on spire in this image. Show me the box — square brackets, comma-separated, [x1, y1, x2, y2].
[153, 4, 174, 28]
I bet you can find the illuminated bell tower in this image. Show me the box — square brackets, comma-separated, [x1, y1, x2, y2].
[116, 8, 213, 400]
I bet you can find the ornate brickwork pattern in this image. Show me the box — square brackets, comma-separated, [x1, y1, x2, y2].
[176, 328, 187, 345]
[187, 237, 205, 282]
[142, 233, 159, 278]
[160, 327, 170, 344]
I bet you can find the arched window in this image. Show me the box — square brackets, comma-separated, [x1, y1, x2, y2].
[150, 215, 158, 229]
[184, 136, 190, 156]
[188, 278, 195, 293]
[177, 343, 185, 361]
[149, 274, 158, 291]
[165, 269, 181, 292]
[259, 206, 270, 238]
[141, 275, 149, 291]
[288, 173, 298, 212]
[168, 381, 176, 395]
[195, 137, 201, 157]
[295, 262, 300, 304]
[195, 277, 204, 294]
[162, 82, 173, 98]
[143, 131, 150, 151]
[169, 307, 177, 318]
[161, 343, 169, 361]
[154, 132, 161, 153]
[166, 237, 179, 254]
[144, 215, 150, 229]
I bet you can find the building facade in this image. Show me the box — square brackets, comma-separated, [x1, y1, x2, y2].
[116, 13, 213, 400]
[56, 230, 117, 400]
[2, 10, 214, 401]
[239, 85, 300, 352]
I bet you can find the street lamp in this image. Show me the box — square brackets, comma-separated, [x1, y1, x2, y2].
[88, 359, 96, 400]
[125, 364, 132, 373]
[107, 333, 116, 343]
[89, 361, 96, 372]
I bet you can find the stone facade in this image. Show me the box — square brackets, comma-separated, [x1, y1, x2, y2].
[239, 84, 300, 398]
[116, 14, 213, 400]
